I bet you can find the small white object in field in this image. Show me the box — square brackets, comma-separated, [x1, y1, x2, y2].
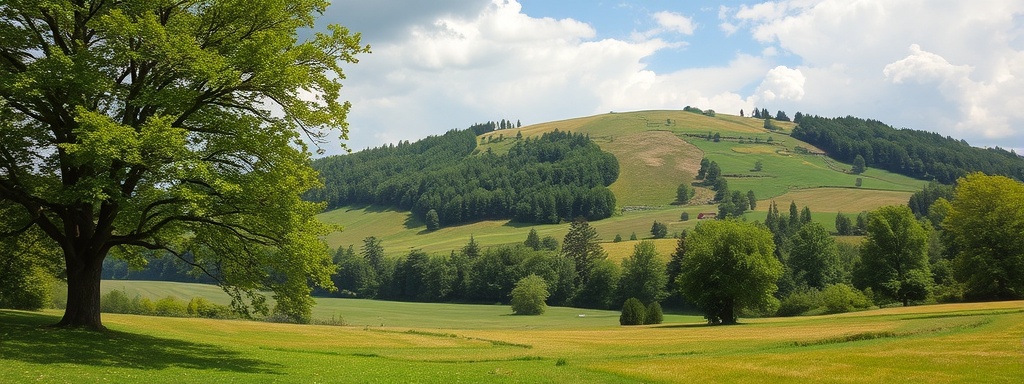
[578, 314, 586, 317]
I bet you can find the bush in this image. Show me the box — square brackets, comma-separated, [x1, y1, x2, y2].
[644, 301, 663, 325]
[0, 262, 57, 310]
[511, 274, 549, 315]
[680, 212, 689, 221]
[931, 282, 964, 303]
[822, 284, 872, 314]
[154, 296, 188, 317]
[619, 297, 646, 325]
[100, 289, 133, 314]
[777, 288, 823, 317]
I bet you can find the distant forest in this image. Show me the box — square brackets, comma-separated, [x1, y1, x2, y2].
[307, 128, 619, 226]
[792, 115, 1024, 183]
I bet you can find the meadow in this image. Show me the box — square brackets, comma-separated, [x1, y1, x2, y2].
[3, 280, 1022, 383]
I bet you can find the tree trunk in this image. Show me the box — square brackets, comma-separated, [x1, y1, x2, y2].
[55, 252, 105, 331]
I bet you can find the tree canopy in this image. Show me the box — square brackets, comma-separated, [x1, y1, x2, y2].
[855, 205, 931, 306]
[943, 173, 1024, 300]
[677, 220, 782, 324]
[309, 129, 619, 227]
[792, 115, 1024, 183]
[0, 0, 369, 328]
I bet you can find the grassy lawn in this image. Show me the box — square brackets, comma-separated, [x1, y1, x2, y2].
[4, 295, 1023, 383]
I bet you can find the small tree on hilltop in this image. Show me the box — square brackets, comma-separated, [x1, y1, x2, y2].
[852, 155, 866, 174]
[619, 297, 647, 325]
[511, 274, 549, 315]
[425, 209, 440, 231]
[651, 221, 668, 239]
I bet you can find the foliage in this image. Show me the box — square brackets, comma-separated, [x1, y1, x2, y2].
[908, 181, 955, 219]
[675, 183, 694, 204]
[943, 173, 1024, 300]
[510, 274, 549, 315]
[0, 229, 62, 310]
[821, 284, 872, 314]
[777, 288, 823, 317]
[644, 301, 664, 325]
[619, 297, 647, 325]
[851, 155, 866, 174]
[100, 290, 234, 319]
[680, 212, 690, 221]
[311, 129, 619, 226]
[789, 222, 841, 289]
[617, 241, 667, 305]
[835, 212, 853, 235]
[562, 219, 607, 288]
[678, 220, 782, 324]
[573, 259, 620, 309]
[650, 221, 668, 239]
[855, 206, 931, 306]
[613, 234, 622, 243]
[524, 229, 542, 250]
[425, 209, 440, 231]
[793, 115, 1024, 183]
[0, 0, 366, 328]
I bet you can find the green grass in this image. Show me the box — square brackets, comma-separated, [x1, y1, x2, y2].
[5, 289, 1024, 383]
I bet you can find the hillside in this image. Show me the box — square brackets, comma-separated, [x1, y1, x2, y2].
[319, 110, 927, 257]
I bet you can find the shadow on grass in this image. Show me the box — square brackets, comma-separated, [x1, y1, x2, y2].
[0, 310, 281, 375]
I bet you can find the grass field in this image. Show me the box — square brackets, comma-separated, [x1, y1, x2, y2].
[5, 281, 1023, 383]
[318, 109, 927, 258]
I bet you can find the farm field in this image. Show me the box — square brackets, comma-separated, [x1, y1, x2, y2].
[5, 282, 1023, 383]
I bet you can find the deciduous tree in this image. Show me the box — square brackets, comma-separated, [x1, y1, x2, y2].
[511, 274, 549, 315]
[943, 173, 1024, 300]
[677, 220, 781, 324]
[855, 206, 931, 306]
[0, 0, 369, 328]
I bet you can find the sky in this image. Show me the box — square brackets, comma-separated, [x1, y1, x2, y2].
[315, 0, 1024, 156]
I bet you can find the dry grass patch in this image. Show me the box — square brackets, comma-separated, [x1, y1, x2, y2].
[604, 131, 703, 206]
[755, 188, 914, 214]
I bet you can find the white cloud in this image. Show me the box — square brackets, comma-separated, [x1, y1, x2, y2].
[321, 0, 1024, 154]
[722, 0, 1024, 147]
[755, 66, 805, 102]
[653, 11, 696, 35]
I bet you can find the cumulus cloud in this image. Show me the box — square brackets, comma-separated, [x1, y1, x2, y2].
[320, 0, 1024, 154]
[653, 11, 696, 35]
[722, 0, 1024, 147]
[755, 66, 805, 102]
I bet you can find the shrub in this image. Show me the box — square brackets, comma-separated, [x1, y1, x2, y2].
[619, 297, 646, 325]
[0, 262, 57, 310]
[100, 289, 133, 314]
[511, 274, 549, 315]
[644, 301, 664, 325]
[680, 212, 689, 221]
[777, 288, 823, 316]
[154, 296, 188, 317]
[822, 284, 872, 314]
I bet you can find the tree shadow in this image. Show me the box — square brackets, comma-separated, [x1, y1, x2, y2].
[0, 311, 281, 374]
[654, 322, 749, 329]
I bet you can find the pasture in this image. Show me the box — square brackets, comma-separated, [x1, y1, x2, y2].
[3, 281, 1022, 383]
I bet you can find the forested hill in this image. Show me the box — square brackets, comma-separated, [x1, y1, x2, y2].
[308, 129, 619, 227]
[792, 115, 1024, 183]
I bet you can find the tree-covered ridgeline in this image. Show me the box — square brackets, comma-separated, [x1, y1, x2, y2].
[308, 129, 619, 226]
[792, 115, 1024, 183]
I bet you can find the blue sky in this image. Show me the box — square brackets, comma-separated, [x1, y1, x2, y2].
[318, 1, 1024, 155]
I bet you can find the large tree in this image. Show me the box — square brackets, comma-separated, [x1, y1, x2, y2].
[943, 173, 1024, 300]
[677, 220, 781, 324]
[0, 0, 369, 328]
[855, 205, 931, 306]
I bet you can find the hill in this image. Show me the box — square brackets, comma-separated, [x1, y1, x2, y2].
[319, 110, 927, 257]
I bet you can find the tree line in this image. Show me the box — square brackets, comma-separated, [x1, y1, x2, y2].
[792, 115, 1024, 183]
[307, 128, 619, 227]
